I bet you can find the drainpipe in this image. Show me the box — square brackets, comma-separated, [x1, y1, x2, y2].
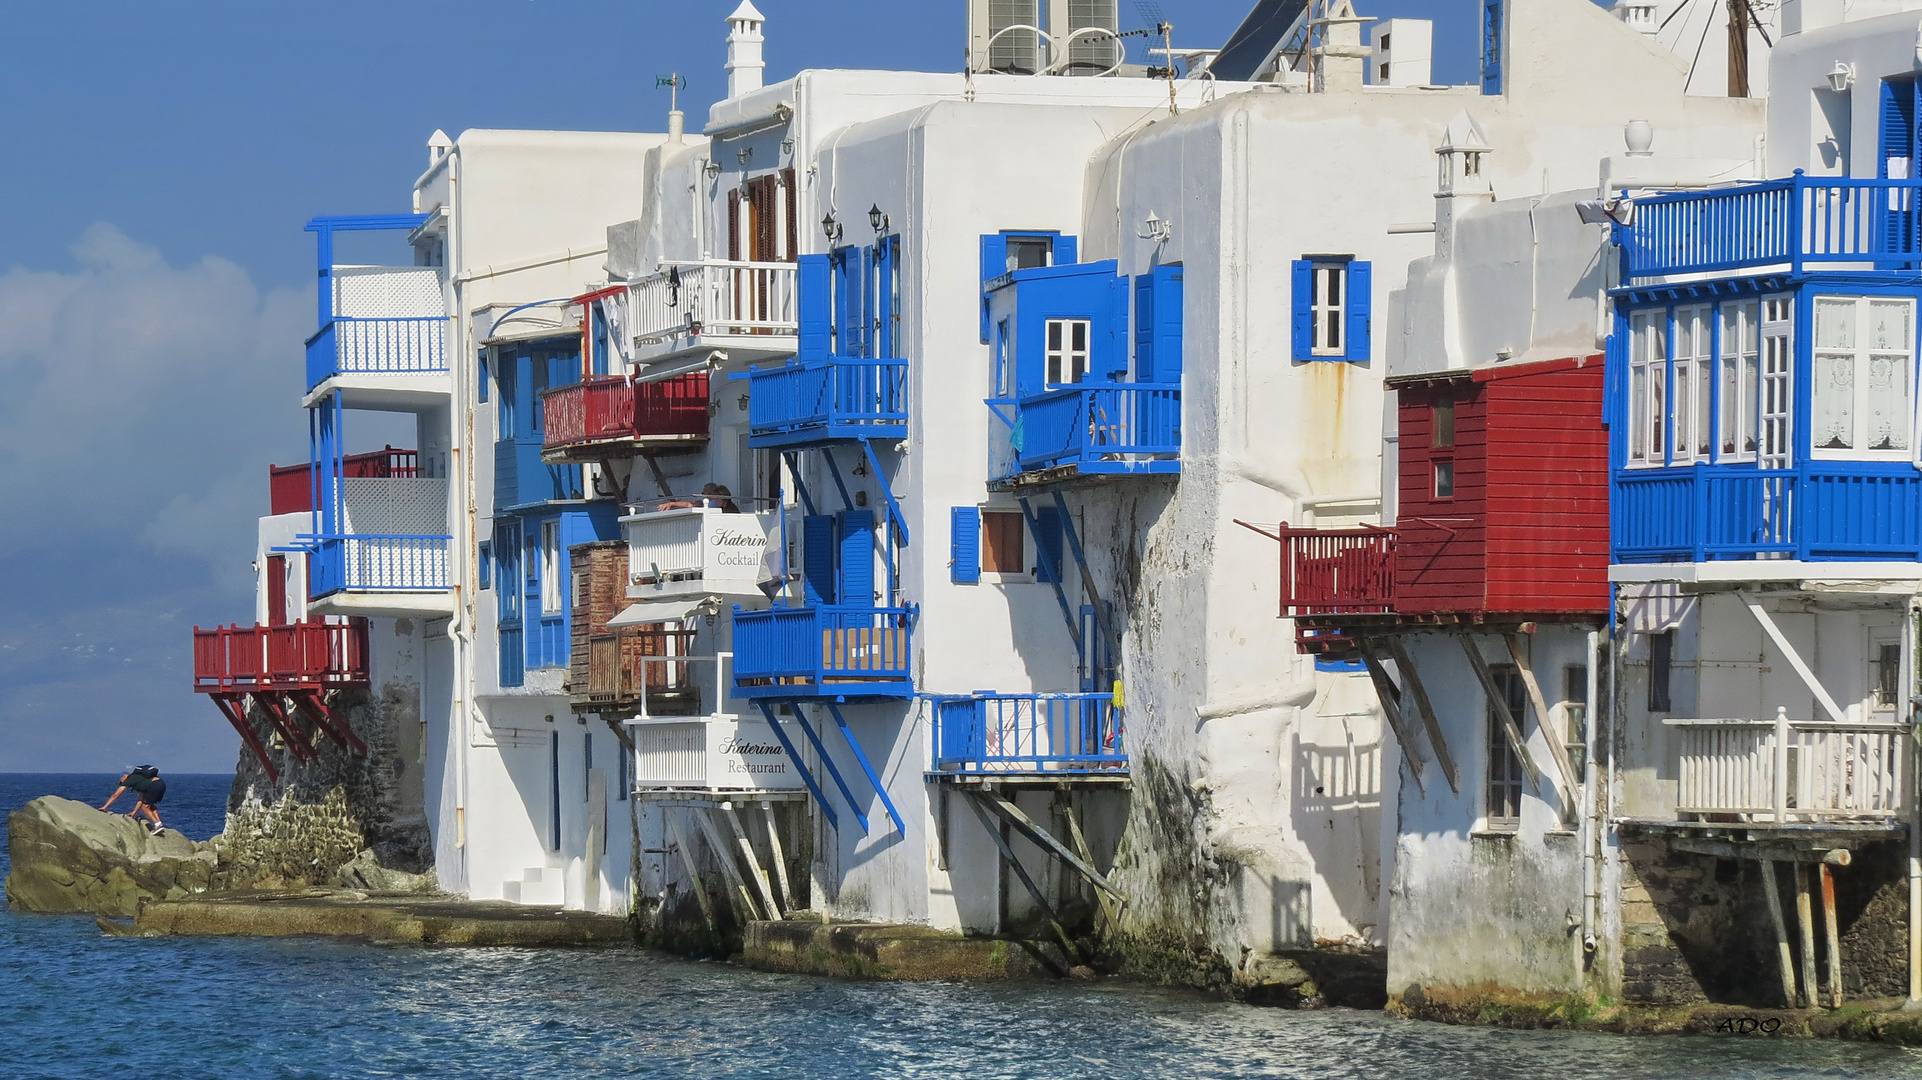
[447, 145, 473, 880]
[1582, 628, 1601, 960]
[1907, 598, 1922, 1008]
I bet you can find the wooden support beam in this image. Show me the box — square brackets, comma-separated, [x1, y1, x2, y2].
[1761, 859, 1800, 1008]
[211, 694, 279, 784]
[721, 802, 784, 920]
[1454, 632, 1543, 795]
[291, 690, 367, 756]
[1061, 795, 1122, 933]
[1358, 646, 1428, 798]
[641, 451, 674, 500]
[665, 810, 717, 935]
[760, 801, 795, 913]
[1504, 633, 1582, 813]
[1737, 591, 1849, 723]
[1821, 862, 1844, 1010]
[694, 806, 765, 922]
[1795, 862, 1819, 1009]
[1669, 836, 1853, 865]
[963, 792, 1079, 973]
[254, 693, 318, 764]
[972, 788, 1126, 902]
[1377, 637, 1459, 794]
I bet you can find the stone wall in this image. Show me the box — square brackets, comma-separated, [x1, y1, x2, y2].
[219, 674, 431, 890]
[1618, 833, 1908, 1006]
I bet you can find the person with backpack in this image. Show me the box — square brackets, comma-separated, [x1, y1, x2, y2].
[100, 766, 166, 834]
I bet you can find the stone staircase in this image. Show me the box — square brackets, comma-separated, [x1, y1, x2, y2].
[501, 864, 566, 907]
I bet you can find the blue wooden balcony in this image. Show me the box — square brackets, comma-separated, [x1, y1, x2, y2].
[929, 692, 1126, 775]
[306, 313, 447, 390]
[992, 383, 1180, 483]
[743, 357, 908, 449]
[1614, 464, 1922, 562]
[731, 604, 914, 699]
[308, 534, 452, 596]
[1622, 174, 1922, 283]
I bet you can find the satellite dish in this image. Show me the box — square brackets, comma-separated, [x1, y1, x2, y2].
[1208, 0, 1311, 82]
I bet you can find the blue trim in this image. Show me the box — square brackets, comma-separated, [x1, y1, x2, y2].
[789, 704, 871, 835]
[1481, 0, 1503, 96]
[824, 702, 906, 837]
[757, 704, 840, 831]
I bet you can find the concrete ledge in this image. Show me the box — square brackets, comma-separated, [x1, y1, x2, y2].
[114, 888, 630, 947]
[742, 920, 1067, 980]
[1392, 986, 1922, 1044]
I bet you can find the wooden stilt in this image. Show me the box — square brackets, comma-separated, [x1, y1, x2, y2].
[760, 802, 794, 912]
[1821, 862, 1844, 1009]
[1357, 645, 1429, 797]
[695, 807, 765, 922]
[1761, 859, 1799, 1008]
[964, 791, 1082, 971]
[254, 693, 318, 764]
[1381, 637, 1460, 794]
[1062, 796, 1122, 933]
[664, 810, 717, 935]
[211, 694, 278, 783]
[721, 802, 784, 919]
[1795, 863, 1819, 1008]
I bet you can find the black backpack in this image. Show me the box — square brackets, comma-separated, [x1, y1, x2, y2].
[129, 765, 159, 783]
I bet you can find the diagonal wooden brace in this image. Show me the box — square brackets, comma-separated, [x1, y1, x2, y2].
[212, 693, 279, 784]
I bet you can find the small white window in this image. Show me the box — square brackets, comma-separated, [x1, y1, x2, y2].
[1627, 309, 1667, 466]
[1718, 300, 1760, 462]
[1044, 318, 1090, 385]
[540, 520, 563, 615]
[1672, 305, 1712, 463]
[1760, 296, 1793, 469]
[1311, 262, 1346, 356]
[1811, 295, 1914, 459]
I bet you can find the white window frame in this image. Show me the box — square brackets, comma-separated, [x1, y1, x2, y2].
[1717, 299, 1761, 463]
[1672, 304, 1712, 464]
[1810, 294, 1916, 461]
[540, 519, 563, 616]
[1760, 295, 1793, 469]
[1627, 308, 1668, 468]
[1310, 261, 1347, 356]
[1044, 317, 1090, 386]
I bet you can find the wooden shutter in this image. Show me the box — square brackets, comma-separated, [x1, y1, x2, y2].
[798, 254, 831, 360]
[1133, 275, 1156, 382]
[802, 515, 837, 605]
[1291, 260, 1313, 360]
[837, 509, 875, 606]
[782, 169, 798, 262]
[1346, 261, 1372, 362]
[1154, 266, 1184, 383]
[727, 189, 741, 262]
[950, 506, 981, 584]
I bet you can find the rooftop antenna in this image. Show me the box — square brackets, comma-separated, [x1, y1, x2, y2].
[1120, 11, 1179, 115]
[658, 73, 687, 142]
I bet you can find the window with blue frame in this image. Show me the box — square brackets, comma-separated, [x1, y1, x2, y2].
[495, 519, 524, 688]
[1812, 295, 1915, 457]
[1625, 295, 1795, 469]
[1292, 258, 1371, 362]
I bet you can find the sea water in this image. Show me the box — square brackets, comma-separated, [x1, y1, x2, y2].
[4, 773, 1920, 1080]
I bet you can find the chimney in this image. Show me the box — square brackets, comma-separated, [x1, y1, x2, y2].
[1312, 0, 1371, 93]
[1434, 110, 1494, 261]
[726, 1, 767, 100]
[427, 129, 454, 166]
[1612, 0, 1659, 36]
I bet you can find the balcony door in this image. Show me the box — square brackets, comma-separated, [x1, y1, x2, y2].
[496, 519, 524, 687]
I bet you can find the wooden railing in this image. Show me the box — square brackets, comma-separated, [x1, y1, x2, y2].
[581, 628, 700, 711]
[630, 260, 797, 343]
[269, 447, 419, 517]
[732, 605, 914, 696]
[1667, 710, 1910, 822]
[1623, 174, 1922, 282]
[540, 372, 709, 451]
[1273, 525, 1396, 616]
[930, 692, 1126, 774]
[192, 619, 369, 692]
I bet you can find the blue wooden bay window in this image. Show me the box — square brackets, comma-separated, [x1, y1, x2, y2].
[497, 506, 619, 683]
[1611, 279, 1922, 562]
[1292, 257, 1371, 362]
[493, 339, 583, 510]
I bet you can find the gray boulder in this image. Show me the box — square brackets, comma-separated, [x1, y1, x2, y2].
[5, 795, 217, 916]
[335, 848, 438, 893]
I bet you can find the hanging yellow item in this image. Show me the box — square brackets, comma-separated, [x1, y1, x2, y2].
[1111, 679, 1125, 709]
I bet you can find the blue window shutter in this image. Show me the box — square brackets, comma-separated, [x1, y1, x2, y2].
[951, 506, 981, 584]
[1346, 261, 1372, 363]
[1034, 504, 1064, 584]
[478, 542, 492, 590]
[1055, 235, 1078, 264]
[836, 509, 875, 606]
[980, 234, 1009, 344]
[1481, 0, 1503, 96]
[1155, 265, 1183, 383]
[1133, 275, 1155, 382]
[1291, 260, 1313, 360]
[798, 254, 832, 361]
[803, 515, 837, 606]
[478, 355, 489, 403]
[1882, 78, 1917, 174]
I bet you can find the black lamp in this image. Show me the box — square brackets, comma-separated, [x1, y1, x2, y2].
[821, 212, 841, 243]
[868, 203, 887, 233]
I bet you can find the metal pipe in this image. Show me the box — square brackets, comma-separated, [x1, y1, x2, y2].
[1582, 628, 1601, 958]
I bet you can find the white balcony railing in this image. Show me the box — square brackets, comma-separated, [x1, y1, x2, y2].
[629, 260, 796, 344]
[620, 505, 775, 598]
[625, 653, 809, 794]
[1666, 710, 1911, 822]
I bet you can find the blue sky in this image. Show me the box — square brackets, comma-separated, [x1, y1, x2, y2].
[0, 0, 1548, 771]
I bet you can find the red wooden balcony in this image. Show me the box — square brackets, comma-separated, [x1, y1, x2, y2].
[1274, 525, 1398, 617]
[269, 447, 419, 517]
[541, 372, 710, 462]
[192, 619, 370, 693]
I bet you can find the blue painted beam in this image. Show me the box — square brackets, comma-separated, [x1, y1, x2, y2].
[756, 704, 838, 831]
[824, 702, 907, 838]
[791, 705, 871, 835]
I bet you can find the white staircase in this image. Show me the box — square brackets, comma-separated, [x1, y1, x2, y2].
[501, 865, 566, 907]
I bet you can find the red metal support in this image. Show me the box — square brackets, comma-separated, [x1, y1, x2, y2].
[254, 693, 319, 764]
[290, 689, 367, 756]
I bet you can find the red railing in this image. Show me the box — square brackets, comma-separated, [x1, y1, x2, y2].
[541, 372, 710, 452]
[269, 447, 420, 516]
[192, 619, 370, 693]
[1274, 526, 1397, 616]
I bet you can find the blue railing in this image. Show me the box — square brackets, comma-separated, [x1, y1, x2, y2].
[743, 357, 908, 447]
[998, 383, 1180, 480]
[1622, 174, 1922, 282]
[1614, 465, 1922, 561]
[307, 534, 453, 596]
[929, 692, 1127, 774]
[731, 604, 914, 698]
[305, 317, 448, 389]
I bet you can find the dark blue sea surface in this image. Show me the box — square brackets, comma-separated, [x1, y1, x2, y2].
[4, 774, 1921, 1079]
